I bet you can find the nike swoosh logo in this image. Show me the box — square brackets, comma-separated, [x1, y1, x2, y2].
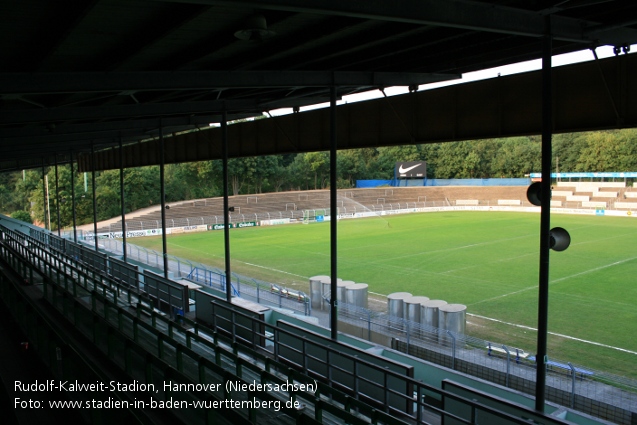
[398, 163, 421, 173]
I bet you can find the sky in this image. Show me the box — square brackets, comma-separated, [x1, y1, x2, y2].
[267, 44, 637, 117]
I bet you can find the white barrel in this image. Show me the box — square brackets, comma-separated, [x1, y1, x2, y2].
[309, 275, 329, 310]
[387, 292, 412, 319]
[438, 304, 467, 346]
[346, 283, 368, 309]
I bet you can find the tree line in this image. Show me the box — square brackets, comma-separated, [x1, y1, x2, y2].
[1, 129, 636, 229]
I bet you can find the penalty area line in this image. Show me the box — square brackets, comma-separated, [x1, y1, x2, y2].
[468, 313, 637, 356]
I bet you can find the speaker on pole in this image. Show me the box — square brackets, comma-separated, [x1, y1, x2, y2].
[527, 182, 543, 206]
[549, 227, 570, 251]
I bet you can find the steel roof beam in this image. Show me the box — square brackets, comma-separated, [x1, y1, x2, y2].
[151, 0, 637, 46]
[0, 71, 457, 96]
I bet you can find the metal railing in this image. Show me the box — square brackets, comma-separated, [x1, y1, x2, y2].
[338, 302, 637, 423]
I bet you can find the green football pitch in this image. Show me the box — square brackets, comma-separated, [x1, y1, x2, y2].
[129, 211, 637, 378]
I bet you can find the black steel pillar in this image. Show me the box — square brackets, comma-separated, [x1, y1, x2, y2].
[70, 151, 78, 243]
[91, 145, 99, 251]
[330, 86, 338, 340]
[159, 126, 169, 279]
[41, 160, 48, 230]
[535, 16, 553, 413]
[222, 110, 232, 302]
[118, 138, 127, 261]
[54, 157, 61, 236]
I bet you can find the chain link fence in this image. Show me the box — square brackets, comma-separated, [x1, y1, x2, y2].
[337, 302, 637, 424]
[95, 238, 310, 315]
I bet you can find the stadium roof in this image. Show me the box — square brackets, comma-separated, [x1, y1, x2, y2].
[1, 0, 637, 171]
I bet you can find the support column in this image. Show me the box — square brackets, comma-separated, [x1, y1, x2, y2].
[535, 16, 552, 413]
[70, 151, 78, 243]
[119, 138, 127, 261]
[91, 145, 99, 251]
[222, 110, 232, 302]
[330, 86, 338, 340]
[41, 160, 48, 231]
[159, 126, 169, 279]
[54, 157, 61, 236]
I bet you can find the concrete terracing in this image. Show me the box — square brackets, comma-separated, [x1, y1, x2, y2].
[89, 186, 530, 233]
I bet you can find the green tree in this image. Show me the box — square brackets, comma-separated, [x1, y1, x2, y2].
[490, 137, 540, 177]
[11, 210, 32, 224]
[228, 157, 257, 195]
[303, 151, 330, 189]
[434, 142, 472, 178]
[553, 133, 587, 172]
[252, 156, 280, 193]
[287, 154, 313, 190]
[337, 149, 368, 187]
[576, 130, 637, 172]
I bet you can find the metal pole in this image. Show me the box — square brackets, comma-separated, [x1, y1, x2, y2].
[503, 345, 511, 387]
[329, 86, 338, 340]
[535, 15, 552, 413]
[159, 125, 169, 279]
[222, 110, 232, 302]
[91, 145, 99, 251]
[70, 151, 78, 243]
[41, 160, 48, 230]
[54, 157, 61, 236]
[568, 362, 576, 408]
[119, 138, 127, 261]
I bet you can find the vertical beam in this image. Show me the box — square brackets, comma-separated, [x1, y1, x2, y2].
[54, 157, 61, 236]
[330, 86, 338, 340]
[222, 110, 232, 302]
[91, 145, 99, 252]
[41, 160, 48, 231]
[70, 151, 78, 243]
[119, 138, 127, 262]
[535, 15, 552, 413]
[159, 126, 169, 279]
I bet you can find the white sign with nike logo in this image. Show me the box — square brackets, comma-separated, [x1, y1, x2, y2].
[399, 163, 422, 174]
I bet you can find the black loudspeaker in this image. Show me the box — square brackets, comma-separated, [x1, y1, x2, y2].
[549, 227, 571, 251]
[527, 182, 543, 206]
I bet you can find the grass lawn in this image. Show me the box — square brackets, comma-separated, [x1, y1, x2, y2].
[128, 211, 637, 378]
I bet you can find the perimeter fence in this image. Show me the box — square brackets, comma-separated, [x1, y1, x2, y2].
[337, 302, 637, 424]
[95, 238, 311, 316]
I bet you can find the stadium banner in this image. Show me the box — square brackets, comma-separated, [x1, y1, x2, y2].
[208, 223, 228, 231]
[395, 161, 427, 178]
[207, 221, 260, 230]
[261, 218, 291, 226]
[99, 229, 163, 239]
[530, 172, 637, 178]
[235, 221, 260, 228]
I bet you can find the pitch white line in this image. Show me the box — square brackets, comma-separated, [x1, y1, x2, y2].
[469, 313, 637, 356]
[551, 256, 637, 283]
[470, 256, 637, 306]
[241, 262, 308, 279]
